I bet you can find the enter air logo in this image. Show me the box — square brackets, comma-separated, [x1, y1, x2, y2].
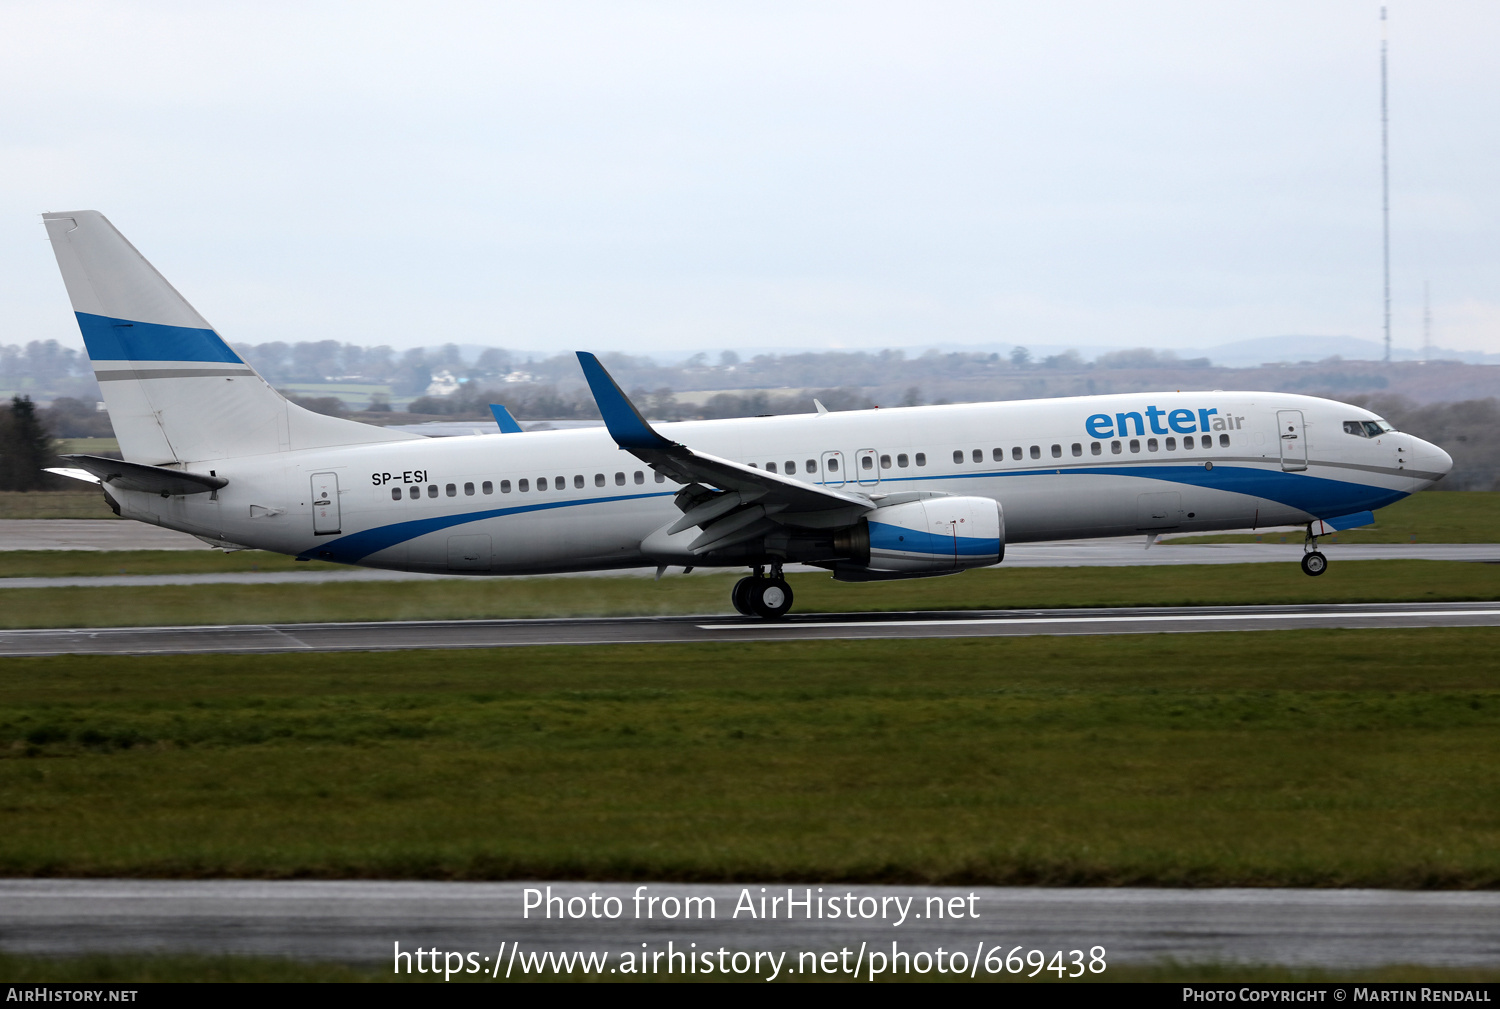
[1085, 407, 1245, 439]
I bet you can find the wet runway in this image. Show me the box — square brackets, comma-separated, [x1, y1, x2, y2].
[3, 601, 1499, 657]
[1, 880, 1494, 970]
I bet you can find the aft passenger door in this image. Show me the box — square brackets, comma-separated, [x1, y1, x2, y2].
[311, 472, 341, 534]
[1277, 411, 1307, 472]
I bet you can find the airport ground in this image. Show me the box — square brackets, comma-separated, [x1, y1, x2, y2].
[1, 492, 1497, 982]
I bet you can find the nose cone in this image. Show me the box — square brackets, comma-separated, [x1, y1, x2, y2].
[1414, 439, 1453, 482]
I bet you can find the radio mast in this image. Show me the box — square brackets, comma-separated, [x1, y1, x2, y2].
[1423, 281, 1432, 362]
[1381, 6, 1391, 363]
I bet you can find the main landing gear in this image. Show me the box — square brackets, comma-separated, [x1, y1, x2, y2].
[732, 564, 794, 619]
[1301, 526, 1328, 577]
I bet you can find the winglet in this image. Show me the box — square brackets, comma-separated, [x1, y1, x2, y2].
[576, 352, 676, 450]
[489, 403, 524, 434]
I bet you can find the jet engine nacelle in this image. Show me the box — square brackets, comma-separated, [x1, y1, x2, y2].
[833, 496, 1004, 575]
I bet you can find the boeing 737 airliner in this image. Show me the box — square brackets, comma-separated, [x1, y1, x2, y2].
[41, 211, 1453, 618]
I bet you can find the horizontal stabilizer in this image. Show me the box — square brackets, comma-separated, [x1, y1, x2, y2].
[43, 467, 102, 486]
[60, 454, 227, 496]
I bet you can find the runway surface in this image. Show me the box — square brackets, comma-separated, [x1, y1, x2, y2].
[4, 601, 1499, 657]
[1, 880, 1494, 970]
[3, 521, 1500, 591]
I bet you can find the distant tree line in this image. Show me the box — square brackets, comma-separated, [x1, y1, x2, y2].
[0, 396, 60, 491]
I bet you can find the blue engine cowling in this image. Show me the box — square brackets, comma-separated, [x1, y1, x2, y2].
[828, 496, 1003, 577]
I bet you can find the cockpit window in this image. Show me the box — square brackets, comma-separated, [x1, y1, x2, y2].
[1344, 419, 1395, 438]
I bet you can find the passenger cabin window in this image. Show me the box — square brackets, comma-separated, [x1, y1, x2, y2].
[574, 475, 584, 489]
[464, 482, 475, 496]
[1146, 438, 1158, 452]
[880, 454, 891, 469]
[427, 485, 437, 498]
[499, 480, 511, 493]
[915, 453, 926, 467]
[786, 461, 797, 474]
[1184, 435, 1195, 450]
[992, 448, 1004, 462]
[1219, 434, 1230, 448]
[518, 479, 529, 492]
[1051, 444, 1062, 458]
[615, 472, 625, 486]
[446, 483, 457, 497]
[482, 481, 493, 494]
[634, 471, 645, 484]
[391, 487, 402, 500]
[537, 477, 548, 491]
[595, 473, 605, 487]
[861, 456, 874, 470]
[972, 449, 983, 463]
[1090, 442, 1101, 456]
[1030, 445, 1040, 460]
[806, 459, 818, 473]
[1165, 438, 1176, 451]
[1129, 439, 1141, 453]
[655, 472, 665, 483]
[1012, 446, 1022, 461]
[827, 458, 839, 472]
[953, 450, 964, 464]
[897, 454, 909, 467]
[766, 462, 777, 473]
[556, 475, 565, 489]
[1111, 441, 1122, 454]
[1071, 443, 1082, 457]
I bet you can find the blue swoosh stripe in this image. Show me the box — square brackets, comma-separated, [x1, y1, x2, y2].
[869, 521, 998, 557]
[824, 464, 1404, 521]
[75, 312, 243, 364]
[299, 491, 673, 564]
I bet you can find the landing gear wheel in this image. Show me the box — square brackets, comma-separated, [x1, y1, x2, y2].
[1301, 551, 1328, 577]
[731, 577, 756, 616]
[750, 578, 794, 620]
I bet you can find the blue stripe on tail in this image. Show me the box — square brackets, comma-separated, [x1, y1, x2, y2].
[75, 312, 242, 364]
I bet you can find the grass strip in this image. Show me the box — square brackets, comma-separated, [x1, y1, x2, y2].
[2, 630, 1497, 886]
[0, 491, 117, 520]
[0, 952, 1492, 983]
[1168, 491, 1498, 544]
[0, 559, 1497, 628]
[0, 549, 335, 578]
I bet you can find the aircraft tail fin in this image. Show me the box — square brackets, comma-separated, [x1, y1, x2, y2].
[43, 211, 418, 463]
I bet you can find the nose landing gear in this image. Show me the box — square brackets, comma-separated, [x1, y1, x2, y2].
[1301, 526, 1328, 577]
[731, 564, 795, 619]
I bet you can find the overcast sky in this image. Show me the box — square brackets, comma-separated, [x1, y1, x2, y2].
[3, 1, 1497, 358]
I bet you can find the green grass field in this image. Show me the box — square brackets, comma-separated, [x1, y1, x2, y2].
[1167, 490, 1497, 544]
[0, 490, 117, 520]
[2, 630, 1497, 887]
[0, 559, 1497, 628]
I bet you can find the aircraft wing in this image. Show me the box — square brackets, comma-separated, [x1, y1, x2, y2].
[576, 353, 872, 549]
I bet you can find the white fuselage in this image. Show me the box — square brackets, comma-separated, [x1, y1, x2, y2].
[105, 390, 1448, 575]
